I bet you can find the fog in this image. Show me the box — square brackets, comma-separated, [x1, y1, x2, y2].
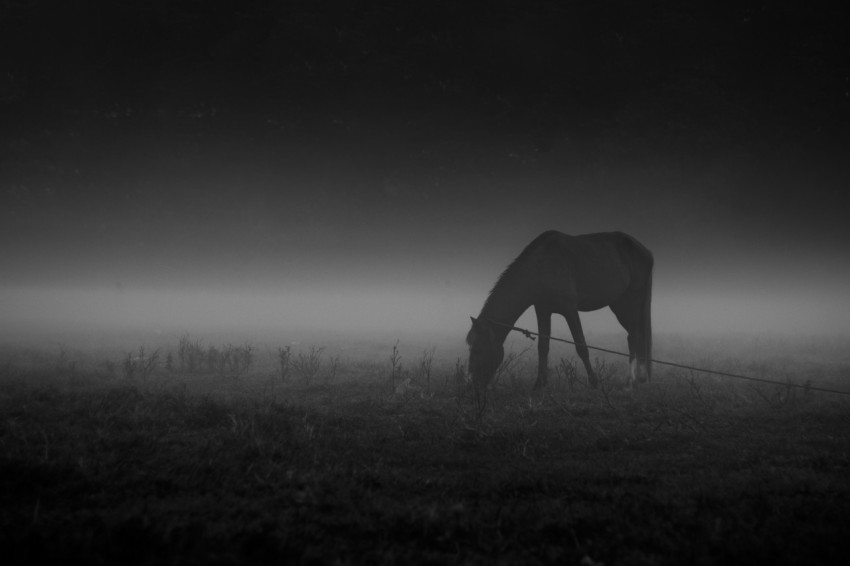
[2, 2, 849, 356]
[3, 273, 848, 356]
[0, 285, 469, 336]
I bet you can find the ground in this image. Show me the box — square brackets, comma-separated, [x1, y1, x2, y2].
[1, 334, 849, 565]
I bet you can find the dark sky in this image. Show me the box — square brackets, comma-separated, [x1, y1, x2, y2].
[2, 0, 849, 343]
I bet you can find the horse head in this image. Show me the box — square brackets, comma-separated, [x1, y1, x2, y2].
[466, 317, 504, 388]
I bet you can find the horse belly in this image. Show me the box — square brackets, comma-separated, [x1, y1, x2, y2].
[576, 297, 613, 312]
[574, 267, 630, 312]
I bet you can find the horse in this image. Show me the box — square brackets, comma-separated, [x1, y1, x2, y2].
[466, 230, 653, 391]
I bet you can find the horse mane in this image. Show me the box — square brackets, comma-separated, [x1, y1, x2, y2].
[481, 231, 555, 313]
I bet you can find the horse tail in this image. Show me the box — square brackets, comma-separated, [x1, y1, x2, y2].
[641, 256, 654, 382]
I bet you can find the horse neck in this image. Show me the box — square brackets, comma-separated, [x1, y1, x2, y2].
[479, 277, 534, 344]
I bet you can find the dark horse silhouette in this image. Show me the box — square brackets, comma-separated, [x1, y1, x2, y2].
[467, 231, 653, 390]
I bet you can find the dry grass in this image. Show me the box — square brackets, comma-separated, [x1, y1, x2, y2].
[1, 333, 849, 565]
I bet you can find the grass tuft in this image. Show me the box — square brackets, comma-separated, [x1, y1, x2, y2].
[1, 334, 849, 564]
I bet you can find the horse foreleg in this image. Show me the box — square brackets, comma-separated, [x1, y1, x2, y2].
[533, 308, 551, 390]
[564, 311, 597, 388]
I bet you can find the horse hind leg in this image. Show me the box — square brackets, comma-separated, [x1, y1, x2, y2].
[533, 307, 551, 390]
[564, 311, 597, 388]
[613, 302, 642, 388]
[625, 320, 650, 385]
[626, 332, 639, 388]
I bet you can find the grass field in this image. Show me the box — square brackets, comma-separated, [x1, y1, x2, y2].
[1, 332, 849, 565]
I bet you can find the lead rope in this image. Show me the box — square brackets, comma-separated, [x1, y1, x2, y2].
[484, 318, 850, 397]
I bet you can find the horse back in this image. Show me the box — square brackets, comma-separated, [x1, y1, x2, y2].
[532, 231, 651, 309]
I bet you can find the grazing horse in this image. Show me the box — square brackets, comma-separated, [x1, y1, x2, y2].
[467, 231, 653, 391]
